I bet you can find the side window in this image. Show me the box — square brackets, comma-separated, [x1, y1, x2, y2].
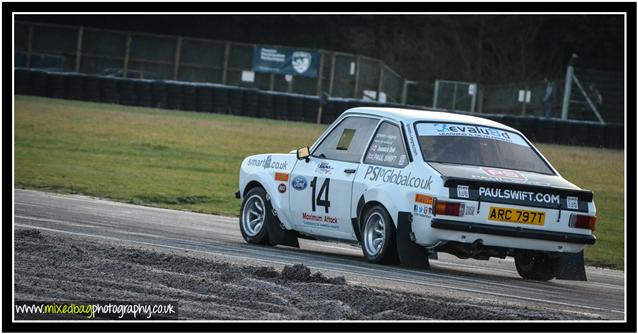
[364, 122, 409, 167]
[313, 117, 379, 162]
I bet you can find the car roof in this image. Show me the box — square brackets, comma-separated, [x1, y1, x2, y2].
[342, 107, 519, 133]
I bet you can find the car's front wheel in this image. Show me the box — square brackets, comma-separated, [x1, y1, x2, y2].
[361, 205, 399, 264]
[514, 251, 556, 281]
[239, 187, 269, 244]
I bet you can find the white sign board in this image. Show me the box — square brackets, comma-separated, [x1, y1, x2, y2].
[241, 71, 255, 83]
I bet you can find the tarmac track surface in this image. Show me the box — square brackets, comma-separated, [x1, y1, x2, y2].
[13, 189, 625, 320]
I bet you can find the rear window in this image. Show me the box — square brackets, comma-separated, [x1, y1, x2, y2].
[415, 123, 554, 175]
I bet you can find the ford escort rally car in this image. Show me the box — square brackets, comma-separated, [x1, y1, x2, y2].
[236, 107, 597, 281]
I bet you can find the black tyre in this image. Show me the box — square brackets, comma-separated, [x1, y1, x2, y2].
[361, 205, 399, 264]
[514, 251, 556, 281]
[239, 187, 270, 245]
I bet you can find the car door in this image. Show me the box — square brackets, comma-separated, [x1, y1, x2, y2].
[289, 116, 379, 240]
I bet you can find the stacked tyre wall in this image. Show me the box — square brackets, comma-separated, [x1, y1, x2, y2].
[15, 68, 624, 149]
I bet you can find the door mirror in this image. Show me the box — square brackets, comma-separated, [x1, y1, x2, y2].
[296, 147, 310, 161]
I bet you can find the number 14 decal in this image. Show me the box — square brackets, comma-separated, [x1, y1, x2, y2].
[311, 177, 331, 213]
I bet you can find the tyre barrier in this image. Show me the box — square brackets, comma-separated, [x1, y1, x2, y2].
[15, 68, 31, 95]
[554, 120, 573, 145]
[604, 123, 624, 149]
[258, 91, 275, 119]
[273, 92, 289, 120]
[196, 84, 214, 113]
[320, 100, 336, 124]
[586, 123, 605, 148]
[243, 89, 259, 117]
[288, 96, 305, 122]
[213, 85, 230, 114]
[182, 83, 198, 111]
[29, 70, 48, 97]
[118, 79, 137, 106]
[84, 75, 101, 102]
[151, 80, 167, 109]
[135, 80, 153, 108]
[229, 88, 245, 116]
[303, 97, 320, 123]
[100, 77, 120, 104]
[166, 81, 183, 110]
[16, 69, 624, 150]
[66, 74, 86, 101]
[571, 122, 590, 148]
[45, 72, 67, 99]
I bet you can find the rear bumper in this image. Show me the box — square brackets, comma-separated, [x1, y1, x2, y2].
[431, 218, 596, 245]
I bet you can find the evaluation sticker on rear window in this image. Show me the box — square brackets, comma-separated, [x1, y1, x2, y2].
[457, 185, 469, 198]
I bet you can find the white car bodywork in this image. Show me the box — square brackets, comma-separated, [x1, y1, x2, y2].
[238, 107, 596, 261]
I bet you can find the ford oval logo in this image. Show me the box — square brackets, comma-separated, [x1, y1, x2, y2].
[291, 176, 307, 191]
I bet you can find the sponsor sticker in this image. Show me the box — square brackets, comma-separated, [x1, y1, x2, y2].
[481, 167, 527, 181]
[275, 172, 289, 182]
[315, 162, 334, 175]
[247, 155, 288, 170]
[457, 185, 469, 198]
[291, 176, 308, 191]
[566, 196, 579, 210]
[415, 194, 433, 205]
[415, 123, 529, 147]
[479, 187, 560, 205]
[302, 212, 339, 227]
[363, 166, 433, 190]
[464, 205, 475, 216]
[278, 183, 287, 193]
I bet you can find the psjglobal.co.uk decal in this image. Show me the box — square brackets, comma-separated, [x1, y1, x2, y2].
[363, 166, 433, 190]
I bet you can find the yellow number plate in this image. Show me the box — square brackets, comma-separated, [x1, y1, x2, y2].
[488, 207, 546, 226]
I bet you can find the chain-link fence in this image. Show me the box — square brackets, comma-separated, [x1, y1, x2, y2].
[562, 67, 623, 124]
[14, 21, 406, 102]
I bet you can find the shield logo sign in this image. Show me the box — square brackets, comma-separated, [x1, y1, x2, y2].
[291, 51, 312, 74]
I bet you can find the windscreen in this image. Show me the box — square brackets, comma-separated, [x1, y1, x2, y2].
[415, 123, 554, 175]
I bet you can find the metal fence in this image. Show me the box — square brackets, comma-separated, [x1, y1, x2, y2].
[14, 20, 407, 103]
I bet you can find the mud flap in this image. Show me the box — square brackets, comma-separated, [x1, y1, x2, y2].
[396, 212, 430, 270]
[553, 251, 587, 281]
[264, 197, 299, 248]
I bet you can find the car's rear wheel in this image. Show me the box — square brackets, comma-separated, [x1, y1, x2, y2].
[361, 205, 399, 264]
[239, 187, 269, 244]
[514, 251, 556, 281]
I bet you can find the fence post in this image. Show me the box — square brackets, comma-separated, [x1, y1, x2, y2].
[173, 36, 182, 80]
[26, 24, 34, 68]
[433, 80, 440, 108]
[561, 64, 574, 120]
[328, 52, 336, 96]
[376, 61, 384, 102]
[123, 32, 132, 77]
[74, 27, 84, 72]
[353, 56, 361, 99]
[401, 79, 408, 104]
[316, 51, 325, 96]
[222, 42, 230, 85]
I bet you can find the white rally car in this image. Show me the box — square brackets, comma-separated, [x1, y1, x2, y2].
[236, 107, 597, 281]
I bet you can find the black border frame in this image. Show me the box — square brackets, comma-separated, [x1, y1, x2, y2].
[4, 2, 636, 332]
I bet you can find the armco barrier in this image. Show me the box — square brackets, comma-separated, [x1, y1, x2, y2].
[14, 69, 624, 150]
